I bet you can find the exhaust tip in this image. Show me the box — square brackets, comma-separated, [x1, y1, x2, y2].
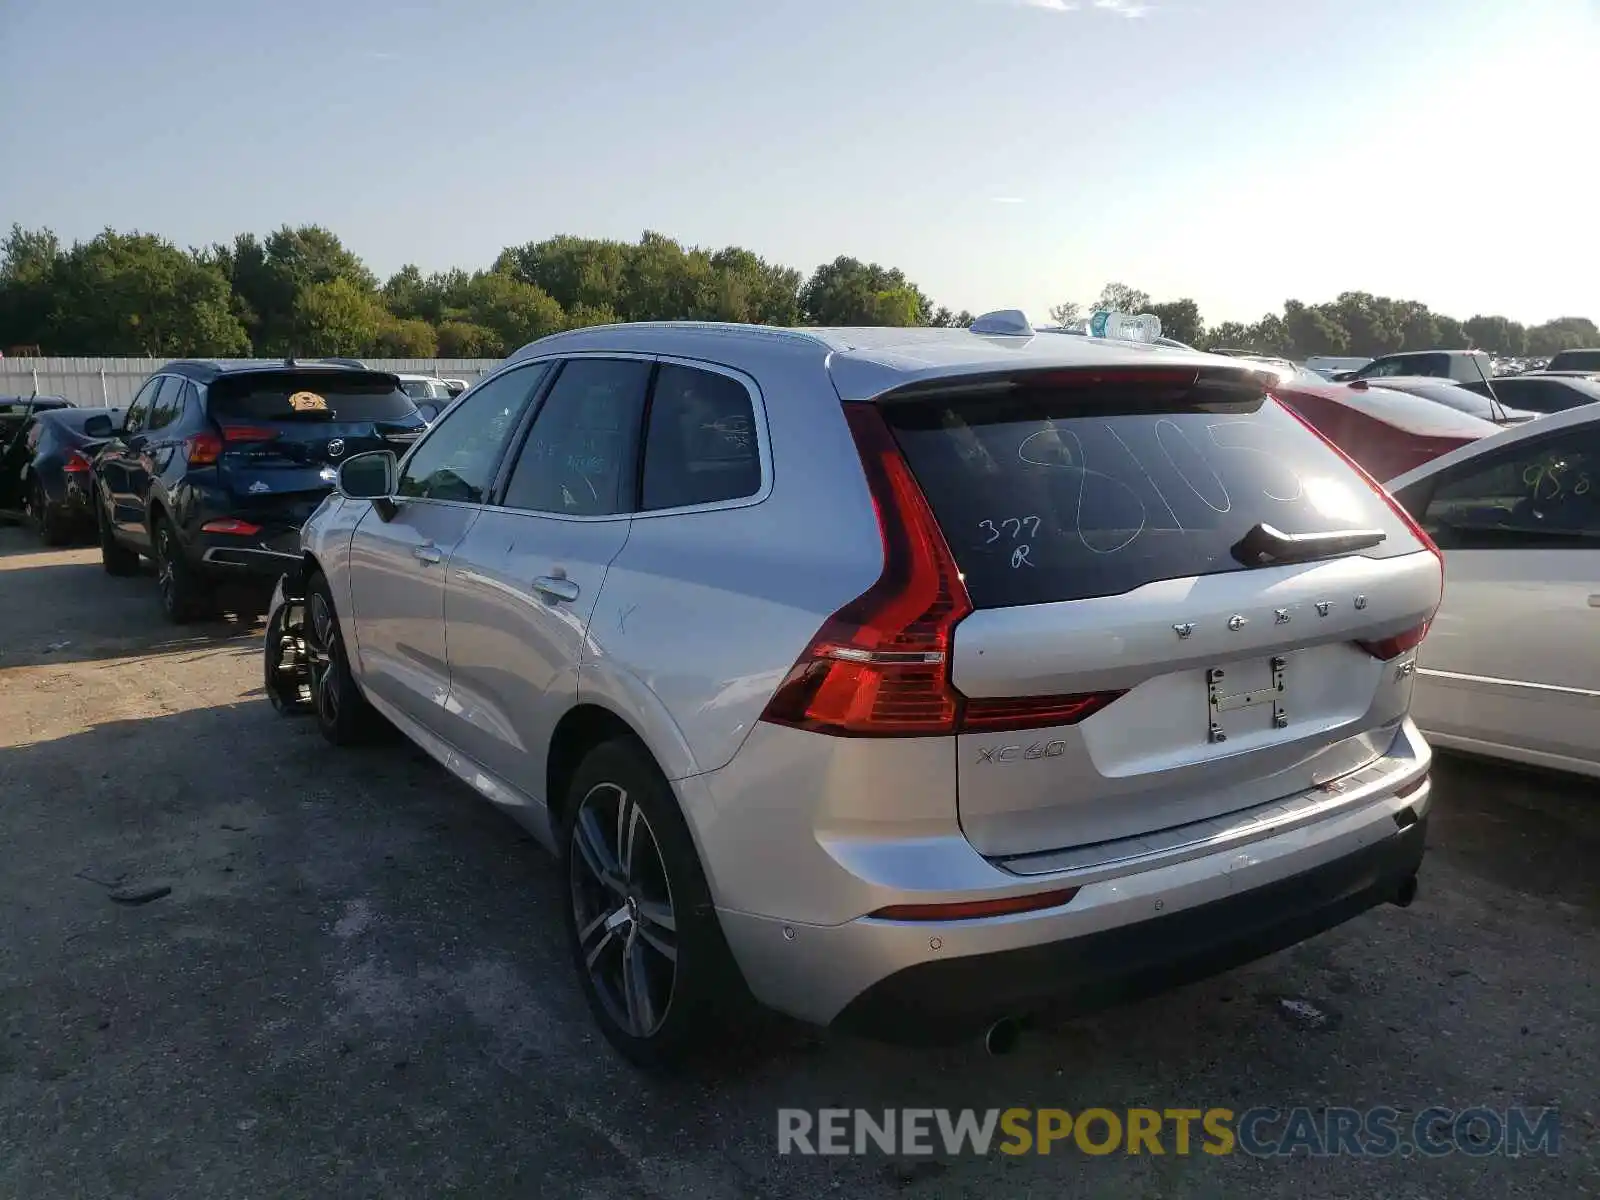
[984, 1017, 1022, 1056]
[1391, 875, 1419, 908]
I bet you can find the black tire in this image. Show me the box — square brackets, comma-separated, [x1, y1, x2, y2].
[264, 598, 313, 715]
[153, 515, 215, 624]
[96, 495, 140, 576]
[304, 570, 378, 745]
[26, 480, 69, 547]
[561, 738, 741, 1070]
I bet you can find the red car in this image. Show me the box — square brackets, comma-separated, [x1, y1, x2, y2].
[1271, 374, 1499, 483]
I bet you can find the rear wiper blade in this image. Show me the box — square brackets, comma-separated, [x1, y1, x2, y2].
[1231, 522, 1387, 566]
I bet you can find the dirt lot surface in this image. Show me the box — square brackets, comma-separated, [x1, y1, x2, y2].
[1, 525, 1596, 1199]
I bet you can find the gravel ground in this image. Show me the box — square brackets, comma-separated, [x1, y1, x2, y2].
[0, 525, 1595, 1199]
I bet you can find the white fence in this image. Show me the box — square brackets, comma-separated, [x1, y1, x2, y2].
[0, 358, 504, 407]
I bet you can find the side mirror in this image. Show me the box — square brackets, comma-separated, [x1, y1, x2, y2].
[415, 402, 440, 423]
[83, 414, 116, 438]
[1346, 378, 1369, 390]
[336, 450, 398, 515]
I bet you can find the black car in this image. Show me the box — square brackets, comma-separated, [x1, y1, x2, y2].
[0, 406, 123, 544]
[1458, 372, 1600, 415]
[87, 359, 429, 622]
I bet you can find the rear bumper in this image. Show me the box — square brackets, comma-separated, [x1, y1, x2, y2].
[833, 814, 1424, 1042]
[711, 719, 1433, 1037]
[194, 523, 303, 579]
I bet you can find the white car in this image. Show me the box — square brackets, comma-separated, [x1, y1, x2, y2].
[1388, 404, 1600, 778]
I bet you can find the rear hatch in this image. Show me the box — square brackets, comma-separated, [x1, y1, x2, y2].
[206, 369, 425, 512]
[880, 365, 1441, 862]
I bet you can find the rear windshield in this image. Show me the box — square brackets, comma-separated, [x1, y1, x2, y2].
[208, 372, 418, 422]
[1547, 351, 1600, 372]
[885, 385, 1422, 608]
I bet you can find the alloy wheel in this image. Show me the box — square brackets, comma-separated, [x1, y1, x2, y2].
[156, 528, 177, 609]
[306, 592, 340, 727]
[569, 782, 679, 1040]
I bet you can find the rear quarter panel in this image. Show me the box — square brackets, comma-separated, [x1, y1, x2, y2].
[580, 352, 884, 782]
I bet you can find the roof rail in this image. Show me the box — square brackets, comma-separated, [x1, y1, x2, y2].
[968, 310, 1035, 336]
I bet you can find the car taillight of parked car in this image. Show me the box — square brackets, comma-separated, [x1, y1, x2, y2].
[758, 401, 1124, 737]
[63, 450, 93, 474]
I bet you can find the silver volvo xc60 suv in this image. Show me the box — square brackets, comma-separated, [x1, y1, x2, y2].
[265, 318, 1442, 1067]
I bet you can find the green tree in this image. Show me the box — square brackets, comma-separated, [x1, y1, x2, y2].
[48, 229, 249, 356]
[564, 302, 622, 330]
[1046, 300, 1081, 327]
[1463, 315, 1528, 356]
[219, 225, 378, 353]
[1144, 298, 1205, 346]
[435, 320, 501, 357]
[0, 224, 63, 351]
[454, 270, 565, 351]
[498, 235, 631, 313]
[799, 256, 931, 326]
[373, 317, 439, 357]
[1094, 282, 1152, 314]
[291, 278, 389, 355]
[1526, 317, 1600, 356]
[1279, 300, 1349, 357]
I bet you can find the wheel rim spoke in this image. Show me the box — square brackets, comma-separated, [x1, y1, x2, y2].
[574, 806, 628, 895]
[616, 790, 640, 881]
[621, 937, 656, 1036]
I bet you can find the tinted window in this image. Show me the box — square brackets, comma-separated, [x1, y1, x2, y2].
[1548, 350, 1600, 372]
[640, 365, 761, 511]
[1494, 378, 1595, 414]
[502, 359, 651, 516]
[208, 372, 418, 423]
[124, 378, 160, 434]
[397, 364, 548, 503]
[1419, 426, 1600, 549]
[886, 386, 1421, 608]
[146, 377, 185, 431]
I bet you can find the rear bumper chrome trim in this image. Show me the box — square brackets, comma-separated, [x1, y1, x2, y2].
[201, 546, 302, 567]
[995, 721, 1429, 880]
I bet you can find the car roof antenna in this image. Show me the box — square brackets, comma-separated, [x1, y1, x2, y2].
[1466, 342, 1508, 424]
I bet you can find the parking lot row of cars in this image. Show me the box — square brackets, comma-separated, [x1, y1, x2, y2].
[3, 321, 1595, 1068]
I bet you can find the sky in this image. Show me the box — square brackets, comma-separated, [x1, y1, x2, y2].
[2, 0, 1597, 326]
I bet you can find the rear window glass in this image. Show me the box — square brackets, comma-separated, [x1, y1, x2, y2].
[208, 372, 418, 422]
[885, 387, 1422, 608]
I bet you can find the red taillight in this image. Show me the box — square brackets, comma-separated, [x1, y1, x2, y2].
[1356, 620, 1431, 661]
[185, 431, 222, 465]
[63, 450, 92, 474]
[759, 403, 1125, 737]
[961, 693, 1125, 733]
[759, 402, 973, 737]
[220, 424, 279, 443]
[869, 887, 1080, 922]
[201, 518, 262, 536]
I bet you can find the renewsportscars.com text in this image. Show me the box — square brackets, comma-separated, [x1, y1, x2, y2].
[777, 1106, 1561, 1158]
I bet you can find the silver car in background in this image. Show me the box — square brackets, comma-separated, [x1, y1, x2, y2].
[266, 319, 1443, 1067]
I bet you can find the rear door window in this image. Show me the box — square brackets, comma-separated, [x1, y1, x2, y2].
[884, 383, 1422, 608]
[208, 372, 419, 423]
[1418, 426, 1600, 548]
[146, 377, 185, 431]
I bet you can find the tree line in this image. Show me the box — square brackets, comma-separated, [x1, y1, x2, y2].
[1, 223, 1593, 361]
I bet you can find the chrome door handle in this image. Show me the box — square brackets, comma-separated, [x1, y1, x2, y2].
[412, 544, 442, 565]
[533, 576, 580, 603]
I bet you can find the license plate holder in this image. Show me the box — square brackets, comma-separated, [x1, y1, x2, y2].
[1206, 656, 1288, 744]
